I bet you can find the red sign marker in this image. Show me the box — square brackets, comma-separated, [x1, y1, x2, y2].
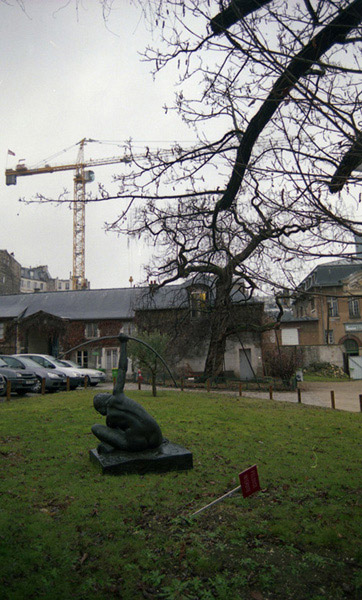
[239, 465, 261, 498]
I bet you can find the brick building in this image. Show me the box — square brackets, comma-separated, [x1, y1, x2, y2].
[0, 282, 266, 379]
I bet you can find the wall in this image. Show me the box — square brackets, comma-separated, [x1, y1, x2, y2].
[284, 344, 344, 368]
[224, 331, 263, 378]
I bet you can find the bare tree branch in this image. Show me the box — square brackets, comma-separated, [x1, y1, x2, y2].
[210, 0, 273, 35]
[329, 132, 362, 193]
[212, 0, 362, 230]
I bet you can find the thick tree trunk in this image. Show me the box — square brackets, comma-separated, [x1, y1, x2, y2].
[203, 278, 232, 380]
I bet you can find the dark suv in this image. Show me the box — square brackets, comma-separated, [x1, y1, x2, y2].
[0, 357, 37, 396]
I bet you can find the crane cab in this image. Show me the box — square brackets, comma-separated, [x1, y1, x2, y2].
[5, 172, 16, 186]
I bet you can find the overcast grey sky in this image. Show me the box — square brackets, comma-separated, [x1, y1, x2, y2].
[1, 0, 192, 288]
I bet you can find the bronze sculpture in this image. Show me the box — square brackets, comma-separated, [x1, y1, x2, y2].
[92, 333, 163, 454]
[89, 333, 192, 474]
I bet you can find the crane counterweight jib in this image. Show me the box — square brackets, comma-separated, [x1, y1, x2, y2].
[5, 154, 131, 185]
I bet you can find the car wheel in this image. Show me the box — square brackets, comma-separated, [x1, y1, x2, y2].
[32, 377, 42, 394]
[90, 382, 98, 387]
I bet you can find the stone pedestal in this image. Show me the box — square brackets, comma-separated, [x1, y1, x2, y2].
[89, 440, 193, 475]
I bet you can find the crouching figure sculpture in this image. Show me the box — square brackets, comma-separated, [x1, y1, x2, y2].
[91, 333, 163, 454]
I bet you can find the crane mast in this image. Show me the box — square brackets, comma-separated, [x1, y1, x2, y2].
[5, 139, 132, 290]
[73, 140, 86, 290]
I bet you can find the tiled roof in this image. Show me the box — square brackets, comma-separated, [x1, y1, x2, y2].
[0, 280, 262, 320]
[300, 260, 362, 289]
[0, 287, 141, 320]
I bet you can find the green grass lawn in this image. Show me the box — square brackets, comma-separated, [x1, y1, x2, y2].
[0, 389, 361, 600]
[302, 374, 350, 383]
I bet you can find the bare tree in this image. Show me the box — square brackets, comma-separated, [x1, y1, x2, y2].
[25, 1, 362, 377]
[98, 1, 362, 377]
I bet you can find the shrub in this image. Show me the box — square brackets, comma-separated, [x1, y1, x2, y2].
[263, 347, 301, 382]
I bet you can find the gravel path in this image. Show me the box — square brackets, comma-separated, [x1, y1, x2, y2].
[234, 380, 362, 413]
[97, 380, 362, 413]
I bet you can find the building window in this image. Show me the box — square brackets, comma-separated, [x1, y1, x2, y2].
[327, 297, 339, 317]
[324, 329, 334, 344]
[65, 282, 70, 290]
[190, 290, 207, 318]
[310, 297, 315, 311]
[349, 298, 360, 318]
[105, 348, 119, 370]
[281, 328, 299, 345]
[0, 322, 4, 339]
[85, 322, 99, 338]
[77, 350, 88, 367]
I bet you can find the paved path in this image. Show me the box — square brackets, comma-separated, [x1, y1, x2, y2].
[97, 381, 362, 413]
[241, 381, 362, 413]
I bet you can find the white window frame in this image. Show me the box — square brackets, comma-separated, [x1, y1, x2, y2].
[77, 350, 89, 367]
[327, 297, 339, 317]
[85, 322, 99, 339]
[349, 298, 360, 318]
[103, 347, 119, 370]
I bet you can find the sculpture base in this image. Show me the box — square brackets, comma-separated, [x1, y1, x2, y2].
[89, 440, 193, 475]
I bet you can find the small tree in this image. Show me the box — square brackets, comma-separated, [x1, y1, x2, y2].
[129, 331, 170, 397]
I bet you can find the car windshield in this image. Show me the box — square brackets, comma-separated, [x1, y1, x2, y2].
[58, 360, 79, 368]
[29, 356, 56, 368]
[53, 358, 75, 368]
[17, 357, 41, 369]
[1, 356, 23, 368]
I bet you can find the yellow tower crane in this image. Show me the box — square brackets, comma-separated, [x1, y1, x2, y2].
[5, 138, 131, 290]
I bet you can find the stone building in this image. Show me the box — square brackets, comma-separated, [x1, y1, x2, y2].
[0, 250, 21, 295]
[20, 266, 54, 293]
[272, 260, 362, 371]
[21, 266, 89, 293]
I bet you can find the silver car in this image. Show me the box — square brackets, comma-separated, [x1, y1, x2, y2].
[15, 354, 84, 390]
[58, 359, 106, 387]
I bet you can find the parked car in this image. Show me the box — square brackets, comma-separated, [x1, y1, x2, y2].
[0, 374, 5, 396]
[0, 356, 37, 396]
[57, 359, 106, 387]
[15, 354, 83, 390]
[2, 355, 66, 393]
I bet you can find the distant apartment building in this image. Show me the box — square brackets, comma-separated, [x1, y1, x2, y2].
[0, 250, 21, 294]
[0, 250, 90, 294]
[20, 265, 53, 293]
[20, 266, 80, 293]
